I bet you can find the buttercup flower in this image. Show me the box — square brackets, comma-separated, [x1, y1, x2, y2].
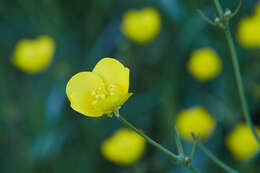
[121, 7, 161, 44]
[12, 35, 55, 74]
[176, 106, 216, 141]
[226, 123, 260, 160]
[237, 16, 260, 48]
[187, 48, 222, 82]
[101, 128, 146, 165]
[237, 3, 260, 48]
[66, 58, 132, 117]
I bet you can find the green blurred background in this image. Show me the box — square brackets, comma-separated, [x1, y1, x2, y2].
[1, 0, 260, 172]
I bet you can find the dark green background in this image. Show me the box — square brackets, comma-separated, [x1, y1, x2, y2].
[0, 0, 260, 172]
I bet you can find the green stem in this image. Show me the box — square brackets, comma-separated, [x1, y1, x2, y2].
[116, 114, 179, 160]
[197, 141, 239, 173]
[223, 26, 260, 144]
[214, 0, 260, 145]
[115, 113, 201, 173]
[189, 167, 202, 173]
[214, 0, 224, 16]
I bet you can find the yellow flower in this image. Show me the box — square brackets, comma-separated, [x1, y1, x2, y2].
[66, 58, 132, 117]
[101, 128, 146, 165]
[176, 106, 216, 141]
[187, 48, 222, 82]
[12, 35, 55, 74]
[121, 7, 161, 44]
[237, 16, 260, 48]
[237, 3, 260, 48]
[226, 123, 260, 160]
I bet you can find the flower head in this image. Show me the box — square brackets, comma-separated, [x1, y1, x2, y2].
[226, 123, 260, 160]
[121, 7, 161, 44]
[187, 48, 222, 82]
[101, 128, 146, 165]
[237, 3, 260, 48]
[66, 58, 132, 117]
[176, 106, 216, 141]
[12, 35, 55, 74]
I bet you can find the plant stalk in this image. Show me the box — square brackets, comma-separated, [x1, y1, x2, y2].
[197, 140, 239, 173]
[114, 112, 201, 173]
[213, 0, 260, 144]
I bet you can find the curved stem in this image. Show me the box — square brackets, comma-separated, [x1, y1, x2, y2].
[214, 0, 260, 145]
[114, 112, 201, 173]
[214, 0, 224, 16]
[116, 113, 179, 160]
[223, 26, 260, 144]
[197, 141, 239, 173]
[189, 167, 202, 173]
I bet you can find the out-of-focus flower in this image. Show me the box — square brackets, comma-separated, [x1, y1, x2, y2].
[187, 48, 222, 82]
[121, 7, 161, 44]
[226, 123, 260, 160]
[66, 58, 132, 117]
[237, 16, 260, 48]
[12, 35, 55, 74]
[101, 128, 146, 165]
[237, 3, 260, 48]
[176, 106, 216, 141]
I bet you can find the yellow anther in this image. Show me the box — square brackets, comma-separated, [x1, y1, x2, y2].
[91, 90, 96, 96]
[92, 100, 97, 105]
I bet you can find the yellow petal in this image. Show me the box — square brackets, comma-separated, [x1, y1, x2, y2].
[66, 72, 105, 117]
[96, 92, 133, 115]
[92, 58, 130, 93]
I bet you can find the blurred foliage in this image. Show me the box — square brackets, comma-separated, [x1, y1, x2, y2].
[0, 0, 260, 173]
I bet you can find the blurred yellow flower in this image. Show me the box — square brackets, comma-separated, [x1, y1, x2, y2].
[101, 128, 146, 165]
[12, 35, 55, 74]
[121, 7, 161, 44]
[237, 16, 260, 48]
[226, 123, 260, 160]
[176, 106, 216, 141]
[237, 3, 260, 48]
[187, 48, 222, 82]
[66, 58, 132, 117]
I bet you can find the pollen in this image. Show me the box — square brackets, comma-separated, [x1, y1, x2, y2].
[91, 90, 96, 96]
[109, 84, 115, 90]
[92, 100, 98, 105]
[90, 84, 108, 105]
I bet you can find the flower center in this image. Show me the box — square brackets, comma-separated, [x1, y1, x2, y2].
[90, 84, 118, 105]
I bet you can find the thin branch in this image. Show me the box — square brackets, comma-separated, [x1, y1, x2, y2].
[213, 0, 260, 145]
[192, 134, 239, 173]
[114, 112, 202, 173]
[197, 9, 216, 26]
[175, 127, 185, 156]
